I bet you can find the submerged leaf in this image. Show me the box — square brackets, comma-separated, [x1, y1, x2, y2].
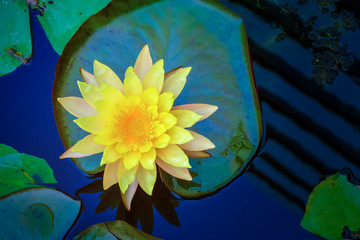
[73, 220, 162, 240]
[0, 187, 81, 240]
[0, 144, 57, 197]
[53, 0, 262, 197]
[301, 173, 360, 240]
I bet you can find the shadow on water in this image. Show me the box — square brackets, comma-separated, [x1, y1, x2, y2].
[75, 174, 180, 234]
[219, 0, 360, 216]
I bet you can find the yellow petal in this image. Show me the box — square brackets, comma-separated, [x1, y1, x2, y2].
[143, 59, 164, 93]
[156, 145, 191, 168]
[80, 68, 98, 87]
[93, 129, 118, 145]
[116, 142, 132, 154]
[77, 81, 102, 108]
[93, 60, 124, 92]
[100, 144, 122, 166]
[95, 99, 116, 119]
[137, 165, 157, 195]
[74, 115, 106, 134]
[147, 105, 158, 119]
[157, 112, 177, 129]
[118, 160, 138, 193]
[58, 97, 98, 118]
[138, 142, 152, 153]
[158, 92, 174, 113]
[99, 83, 126, 104]
[164, 66, 183, 80]
[170, 110, 202, 128]
[72, 134, 105, 154]
[141, 87, 159, 106]
[123, 151, 141, 170]
[183, 150, 211, 158]
[59, 146, 92, 159]
[103, 160, 119, 190]
[179, 130, 215, 151]
[171, 104, 218, 121]
[167, 126, 194, 145]
[153, 123, 166, 138]
[156, 157, 192, 181]
[124, 66, 143, 96]
[139, 147, 156, 170]
[162, 67, 191, 99]
[152, 133, 170, 149]
[121, 179, 138, 211]
[134, 45, 153, 82]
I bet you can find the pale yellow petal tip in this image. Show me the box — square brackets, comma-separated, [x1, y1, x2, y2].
[183, 67, 192, 75]
[59, 152, 66, 159]
[93, 59, 101, 66]
[125, 66, 134, 73]
[143, 187, 154, 196]
[142, 44, 149, 51]
[184, 175, 193, 181]
[154, 59, 164, 68]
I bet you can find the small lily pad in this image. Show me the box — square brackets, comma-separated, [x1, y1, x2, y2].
[73, 220, 162, 240]
[35, 0, 112, 54]
[0, 0, 111, 76]
[0, 187, 81, 240]
[0, 144, 57, 197]
[301, 173, 360, 240]
[53, 0, 262, 197]
[0, 1, 32, 76]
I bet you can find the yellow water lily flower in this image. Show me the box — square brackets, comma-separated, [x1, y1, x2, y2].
[58, 45, 217, 210]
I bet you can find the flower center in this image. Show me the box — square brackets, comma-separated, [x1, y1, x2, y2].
[115, 103, 155, 150]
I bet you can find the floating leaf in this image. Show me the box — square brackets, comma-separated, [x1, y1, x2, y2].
[0, 0, 111, 76]
[301, 173, 360, 240]
[73, 220, 162, 240]
[0, 144, 57, 197]
[35, 0, 112, 54]
[53, 0, 262, 197]
[0, 187, 81, 240]
[0, 143, 18, 157]
[0, 1, 32, 76]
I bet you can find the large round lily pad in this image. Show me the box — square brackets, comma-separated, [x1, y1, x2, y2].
[0, 187, 81, 240]
[73, 220, 162, 240]
[53, 0, 262, 198]
[301, 173, 360, 240]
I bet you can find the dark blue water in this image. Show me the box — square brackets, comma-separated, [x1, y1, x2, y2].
[1, 0, 360, 239]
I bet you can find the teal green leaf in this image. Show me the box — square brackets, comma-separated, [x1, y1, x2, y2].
[0, 144, 57, 197]
[0, 1, 32, 76]
[301, 173, 360, 240]
[35, 0, 112, 55]
[53, 0, 262, 197]
[73, 220, 162, 240]
[0, 187, 81, 240]
[0, 0, 111, 76]
[0, 143, 19, 157]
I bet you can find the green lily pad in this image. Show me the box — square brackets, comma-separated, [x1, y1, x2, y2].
[53, 0, 262, 197]
[0, 144, 57, 197]
[35, 0, 112, 55]
[0, 0, 32, 76]
[0, 187, 81, 240]
[0, 0, 111, 76]
[73, 220, 162, 240]
[301, 173, 360, 240]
